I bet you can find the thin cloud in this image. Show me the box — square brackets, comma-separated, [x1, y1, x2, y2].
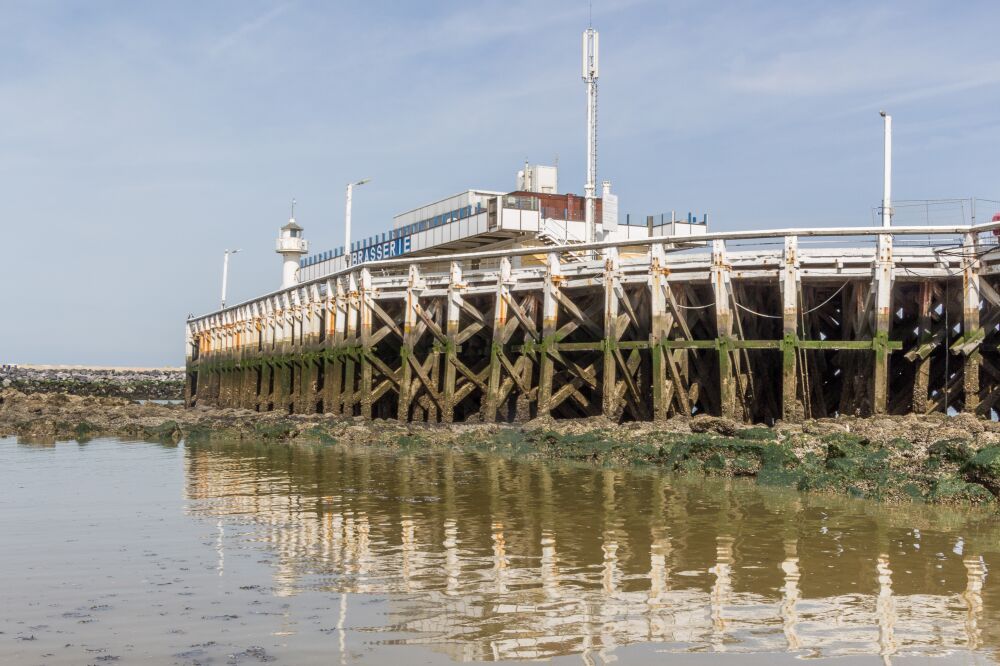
[847, 69, 1000, 114]
[210, 3, 292, 57]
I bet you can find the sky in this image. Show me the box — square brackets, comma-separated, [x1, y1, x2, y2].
[3, 0, 1000, 366]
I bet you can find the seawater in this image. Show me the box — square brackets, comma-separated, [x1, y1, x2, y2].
[1, 436, 998, 664]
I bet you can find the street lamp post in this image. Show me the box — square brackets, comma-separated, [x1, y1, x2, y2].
[221, 248, 241, 309]
[880, 111, 892, 228]
[345, 178, 371, 266]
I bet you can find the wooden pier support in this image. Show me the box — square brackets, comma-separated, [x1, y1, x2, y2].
[872, 233, 894, 414]
[601, 248, 620, 419]
[960, 232, 982, 413]
[187, 227, 1000, 425]
[536, 253, 560, 417]
[780, 236, 803, 422]
[910, 282, 934, 414]
[712, 240, 740, 420]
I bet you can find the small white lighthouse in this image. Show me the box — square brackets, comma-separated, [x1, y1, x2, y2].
[275, 203, 308, 289]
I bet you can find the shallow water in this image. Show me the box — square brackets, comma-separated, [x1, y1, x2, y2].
[2, 436, 999, 664]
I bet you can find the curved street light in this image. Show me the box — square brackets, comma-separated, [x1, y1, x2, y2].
[345, 178, 371, 266]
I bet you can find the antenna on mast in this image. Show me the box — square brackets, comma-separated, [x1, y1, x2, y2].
[582, 26, 599, 247]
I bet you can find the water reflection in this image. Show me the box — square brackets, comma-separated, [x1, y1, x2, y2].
[183, 441, 1000, 663]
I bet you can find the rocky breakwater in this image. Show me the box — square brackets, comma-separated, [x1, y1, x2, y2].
[4, 388, 1000, 507]
[0, 365, 184, 401]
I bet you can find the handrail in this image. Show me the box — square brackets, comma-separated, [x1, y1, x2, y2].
[190, 222, 987, 322]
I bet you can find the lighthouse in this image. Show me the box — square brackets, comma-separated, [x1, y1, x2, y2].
[275, 206, 308, 289]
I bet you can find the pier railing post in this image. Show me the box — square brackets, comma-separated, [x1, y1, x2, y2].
[781, 236, 803, 421]
[537, 253, 561, 417]
[602, 247, 620, 419]
[911, 282, 933, 414]
[443, 262, 463, 422]
[360, 268, 374, 419]
[961, 231, 982, 413]
[343, 273, 359, 416]
[397, 265, 421, 421]
[298, 288, 319, 413]
[184, 320, 195, 407]
[873, 232, 894, 414]
[649, 242, 673, 420]
[319, 279, 335, 415]
[274, 293, 293, 412]
[291, 289, 305, 412]
[221, 313, 233, 406]
[712, 240, 738, 419]
[325, 277, 347, 415]
[261, 300, 275, 410]
[241, 306, 256, 410]
[484, 257, 512, 423]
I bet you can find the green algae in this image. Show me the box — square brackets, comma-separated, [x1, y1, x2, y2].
[962, 446, 1000, 496]
[72, 421, 99, 443]
[140, 420, 182, 444]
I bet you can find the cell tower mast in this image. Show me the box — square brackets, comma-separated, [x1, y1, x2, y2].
[582, 27, 599, 246]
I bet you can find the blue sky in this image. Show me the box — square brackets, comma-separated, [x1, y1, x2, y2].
[3, 0, 1000, 366]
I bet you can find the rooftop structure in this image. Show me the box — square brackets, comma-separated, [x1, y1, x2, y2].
[296, 164, 707, 283]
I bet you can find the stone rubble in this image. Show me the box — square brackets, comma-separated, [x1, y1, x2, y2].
[0, 366, 183, 400]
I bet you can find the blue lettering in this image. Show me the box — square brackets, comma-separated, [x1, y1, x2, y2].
[346, 236, 414, 265]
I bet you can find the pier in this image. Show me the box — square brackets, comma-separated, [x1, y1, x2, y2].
[185, 222, 1000, 423]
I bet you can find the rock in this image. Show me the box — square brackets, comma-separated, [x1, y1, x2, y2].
[689, 415, 740, 436]
[927, 438, 973, 464]
[962, 446, 1000, 496]
[0, 366, 183, 401]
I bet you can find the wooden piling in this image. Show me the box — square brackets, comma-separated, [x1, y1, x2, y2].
[187, 226, 1000, 425]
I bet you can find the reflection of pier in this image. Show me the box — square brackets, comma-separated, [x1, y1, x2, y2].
[184, 443, 995, 663]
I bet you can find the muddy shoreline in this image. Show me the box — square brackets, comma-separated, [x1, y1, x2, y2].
[3, 388, 1000, 506]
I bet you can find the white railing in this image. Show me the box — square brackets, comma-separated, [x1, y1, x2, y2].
[193, 221, 990, 323]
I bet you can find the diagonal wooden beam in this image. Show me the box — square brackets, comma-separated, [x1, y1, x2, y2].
[450, 356, 489, 392]
[456, 322, 485, 345]
[664, 286, 693, 341]
[496, 350, 533, 396]
[364, 352, 401, 386]
[614, 284, 641, 332]
[406, 353, 445, 408]
[369, 300, 404, 341]
[553, 290, 603, 337]
[371, 379, 393, 402]
[459, 299, 488, 327]
[550, 377, 589, 410]
[413, 301, 447, 343]
[503, 293, 540, 340]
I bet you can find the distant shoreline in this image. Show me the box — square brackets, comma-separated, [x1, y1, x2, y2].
[4, 364, 184, 372]
[0, 366, 183, 401]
